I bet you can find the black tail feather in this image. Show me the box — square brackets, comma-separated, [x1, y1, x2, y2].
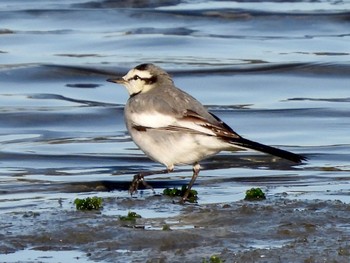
[231, 137, 307, 163]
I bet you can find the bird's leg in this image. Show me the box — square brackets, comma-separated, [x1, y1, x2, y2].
[181, 163, 200, 203]
[129, 168, 172, 195]
[129, 172, 154, 195]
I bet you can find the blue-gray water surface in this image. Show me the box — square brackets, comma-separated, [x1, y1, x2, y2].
[0, 0, 350, 262]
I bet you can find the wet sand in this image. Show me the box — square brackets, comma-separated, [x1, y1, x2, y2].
[1, 194, 350, 263]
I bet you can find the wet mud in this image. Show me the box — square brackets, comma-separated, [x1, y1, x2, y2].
[1, 195, 350, 263]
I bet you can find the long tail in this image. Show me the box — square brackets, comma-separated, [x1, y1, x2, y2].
[231, 137, 307, 163]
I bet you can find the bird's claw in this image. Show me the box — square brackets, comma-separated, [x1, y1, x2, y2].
[129, 173, 154, 195]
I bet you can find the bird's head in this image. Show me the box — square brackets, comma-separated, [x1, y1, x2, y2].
[107, 63, 172, 96]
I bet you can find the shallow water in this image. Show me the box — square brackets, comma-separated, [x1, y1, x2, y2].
[1, 0, 350, 262]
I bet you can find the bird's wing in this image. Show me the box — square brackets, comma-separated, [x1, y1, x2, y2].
[128, 86, 238, 138]
[172, 109, 241, 139]
[130, 105, 240, 139]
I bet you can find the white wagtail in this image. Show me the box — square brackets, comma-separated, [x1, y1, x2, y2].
[107, 63, 306, 202]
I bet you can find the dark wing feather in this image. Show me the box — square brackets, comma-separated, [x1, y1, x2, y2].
[187, 111, 307, 163]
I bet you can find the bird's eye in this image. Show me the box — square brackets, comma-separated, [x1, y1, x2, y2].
[133, 75, 141, 81]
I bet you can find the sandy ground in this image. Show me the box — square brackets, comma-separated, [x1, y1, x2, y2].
[1, 194, 350, 263]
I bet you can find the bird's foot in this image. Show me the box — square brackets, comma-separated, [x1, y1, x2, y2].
[178, 195, 198, 205]
[179, 197, 187, 204]
[129, 173, 155, 195]
[179, 189, 195, 204]
[177, 186, 198, 204]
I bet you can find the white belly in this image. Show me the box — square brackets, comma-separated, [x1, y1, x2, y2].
[128, 128, 230, 169]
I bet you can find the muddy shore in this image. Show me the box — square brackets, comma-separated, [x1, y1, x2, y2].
[1, 194, 350, 263]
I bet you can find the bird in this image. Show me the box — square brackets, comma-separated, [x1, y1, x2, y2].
[107, 63, 306, 202]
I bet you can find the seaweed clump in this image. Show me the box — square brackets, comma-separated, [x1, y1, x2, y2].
[163, 185, 198, 203]
[74, 196, 103, 210]
[203, 255, 224, 263]
[119, 211, 142, 222]
[244, 187, 266, 201]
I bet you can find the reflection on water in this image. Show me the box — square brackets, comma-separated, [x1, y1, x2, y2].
[0, 0, 349, 211]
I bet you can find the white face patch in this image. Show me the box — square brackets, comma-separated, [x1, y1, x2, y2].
[121, 69, 155, 96]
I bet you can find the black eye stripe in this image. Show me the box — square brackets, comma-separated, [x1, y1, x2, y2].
[127, 75, 157, 84]
[143, 75, 157, 84]
[127, 75, 141, 81]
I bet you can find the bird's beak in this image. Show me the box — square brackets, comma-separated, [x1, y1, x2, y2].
[106, 77, 126, 84]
